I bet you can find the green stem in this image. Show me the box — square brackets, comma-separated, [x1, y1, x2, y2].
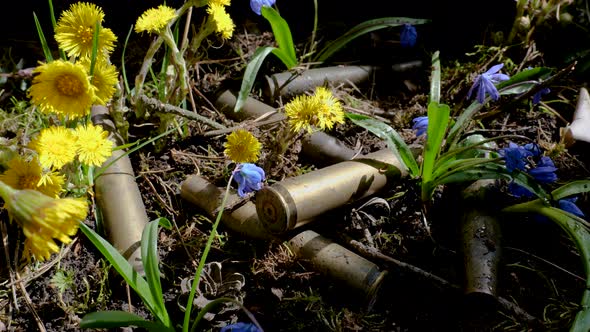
[161, 27, 189, 104]
[133, 37, 164, 106]
[182, 171, 235, 332]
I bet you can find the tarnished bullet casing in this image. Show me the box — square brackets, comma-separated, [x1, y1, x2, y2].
[287, 230, 388, 311]
[92, 105, 148, 275]
[263, 66, 376, 101]
[460, 179, 502, 299]
[256, 149, 406, 234]
[180, 174, 277, 240]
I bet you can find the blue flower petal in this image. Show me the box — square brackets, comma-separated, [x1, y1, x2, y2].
[250, 0, 276, 15]
[508, 182, 534, 198]
[485, 63, 504, 75]
[400, 24, 417, 48]
[499, 142, 532, 172]
[468, 64, 510, 104]
[233, 163, 265, 197]
[221, 322, 261, 332]
[532, 88, 550, 105]
[412, 116, 428, 136]
[558, 197, 585, 218]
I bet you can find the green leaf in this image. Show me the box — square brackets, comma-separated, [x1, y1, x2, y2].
[502, 202, 590, 332]
[552, 180, 590, 200]
[234, 46, 276, 113]
[421, 101, 450, 183]
[430, 51, 441, 104]
[80, 311, 171, 331]
[261, 6, 297, 68]
[141, 218, 169, 325]
[78, 223, 169, 327]
[446, 100, 484, 149]
[495, 66, 552, 90]
[345, 112, 419, 176]
[498, 81, 538, 96]
[314, 17, 430, 63]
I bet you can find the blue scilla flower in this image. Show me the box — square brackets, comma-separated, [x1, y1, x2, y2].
[499, 142, 532, 172]
[558, 197, 585, 218]
[233, 163, 265, 197]
[400, 24, 417, 48]
[221, 322, 261, 332]
[532, 87, 551, 105]
[528, 156, 557, 184]
[412, 116, 428, 137]
[467, 64, 510, 104]
[524, 143, 542, 157]
[250, 0, 276, 15]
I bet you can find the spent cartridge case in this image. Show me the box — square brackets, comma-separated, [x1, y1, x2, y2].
[255, 149, 405, 234]
[287, 230, 388, 311]
[181, 174, 277, 240]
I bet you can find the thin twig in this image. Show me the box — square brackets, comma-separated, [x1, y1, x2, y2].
[347, 238, 541, 325]
[15, 270, 46, 332]
[202, 117, 284, 137]
[138, 94, 226, 130]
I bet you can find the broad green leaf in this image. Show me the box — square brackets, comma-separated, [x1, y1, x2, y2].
[421, 101, 450, 183]
[141, 218, 169, 325]
[495, 66, 552, 90]
[234, 46, 275, 113]
[498, 81, 538, 96]
[80, 311, 172, 331]
[78, 223, 165, 326]
[430, 51, 441, 103]
[314, 17, 430, 63]
[345, 112, 419, 176]
[261, 6, 297, 68]
[552, 180, 590, 200]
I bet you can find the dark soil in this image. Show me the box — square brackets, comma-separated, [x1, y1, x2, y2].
[1, 1, 590, 332]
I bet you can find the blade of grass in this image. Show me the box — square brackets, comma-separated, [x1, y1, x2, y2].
[33, 12, 53, 62]
[233, 46, 275, 113]
[78, 222, 163, 323]
[141, 218, 170, 326]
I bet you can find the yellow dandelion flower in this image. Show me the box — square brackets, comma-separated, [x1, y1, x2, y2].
[0, 180, 87, 261]
[209, 0, 231, 6]
[285, 87, 345, 133]
[28, 60, 95, 119]
[80, 57, 118, 105]
[73, 123, 113, 166]
[29, 126, 77, 170]
[284, 94, 323, 133]
[135, 5, 177, 34]
[224, 129, 262, 163]
[313, 86, 345, 130]
[0, 156, 64, 198]
[54, 2, 117, 58]
[207, 3, 235, 40]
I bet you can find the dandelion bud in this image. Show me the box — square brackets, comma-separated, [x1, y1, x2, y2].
[0, 180, 88, 261]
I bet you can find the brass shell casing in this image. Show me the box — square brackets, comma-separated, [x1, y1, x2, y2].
[287, 230, 388, 311]
[256, 149, 406, 234]
[180, 175, 277, 240]
[263, 66, 376, 101]
[92, 106, 149, 275]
